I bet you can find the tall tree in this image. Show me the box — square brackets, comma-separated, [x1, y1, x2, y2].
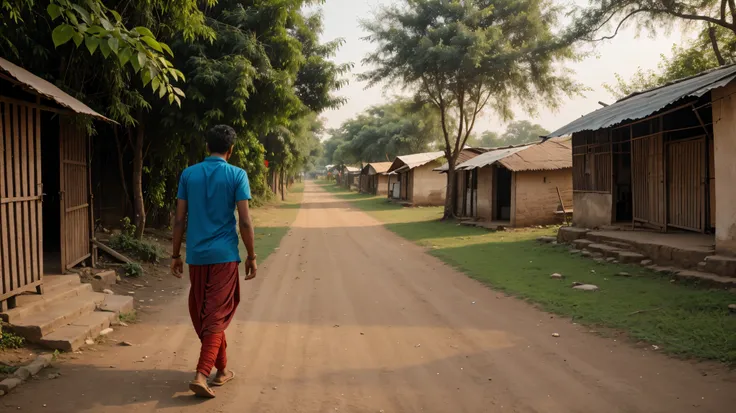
[497, 121, 549, 146]
[361, 0, 581, 218]
[604, 27, 731, 98]
[571, 0, 736, 64]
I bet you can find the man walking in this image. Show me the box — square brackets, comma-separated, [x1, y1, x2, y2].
[170, 125, 257, 398]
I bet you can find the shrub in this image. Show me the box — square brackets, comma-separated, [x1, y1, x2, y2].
[0, 329, 25, 350]
[109, 234, 163, 263]
[122, 262, 144, 277]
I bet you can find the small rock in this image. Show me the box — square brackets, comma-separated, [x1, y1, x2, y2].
[581, 251, 592, 257]
[652, 345, 660, 350]
[612, 260, 619, 264]
[550, 273, 563, 279]
[571, 281, 583, 286]
[102, 289, 114, 295]
[360, 332, 364, 336]
[415, 344, 421, 348]
[552, 333, 560, 337]
[118, 322, 129, 327]
[616, 272, 631, 277]
[47, 373, 60, 380]
[333, 324, 340, 328]
[606, 257, 615, 263]
[569, 249, 581, 254]
[572, 284, 599, 292]
[593, 258, 605, 263]
[272, 386, 278, 390]
[640, 259, 653, 266]
[591, 252, 603, 258]
[120, 341, 134, 347]
[728, 304, 736, 314]
[0, 377, 22, 393]
[99, 328, 114, 336]
[85, 339, 95, 345]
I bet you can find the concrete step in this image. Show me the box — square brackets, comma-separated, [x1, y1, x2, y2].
[98, 295, 134, 314]
[43, 275, 83, 295]
[617, 251, 647, 264]
[703, 255, 736, 279]
[1, 280, 93, 324]
[39, 311, 117, 352]
[9, 291, 105, 341]
[586, 243, 622, 258]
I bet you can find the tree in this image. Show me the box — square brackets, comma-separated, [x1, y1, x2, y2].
[497, 121, 549, 146]
[325, 98, 441, 165]
[604, 27, 731, 98]
[361, 0, 581, 218]
[571, 0, 736, 65]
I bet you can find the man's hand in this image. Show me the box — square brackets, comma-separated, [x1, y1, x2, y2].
[171, 257, 184, 278]
[245, 258, 257, 281]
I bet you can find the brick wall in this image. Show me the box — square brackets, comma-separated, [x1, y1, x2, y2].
[512, 169, 573, 227]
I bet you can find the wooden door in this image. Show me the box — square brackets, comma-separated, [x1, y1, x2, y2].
[0, 101, 43, 304]
[667, 137, 706, 232]
[632, 134, 666, 229]
[59, 119, 90, 270]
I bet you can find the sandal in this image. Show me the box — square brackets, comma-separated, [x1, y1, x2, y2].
[189, 381, 216, 398]
[211, 370, 236, 387]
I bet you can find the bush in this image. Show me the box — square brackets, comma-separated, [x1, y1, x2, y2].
[109, 234, 163, 263]
[0, 329, 25, 350]
[122, 262, 144, 277]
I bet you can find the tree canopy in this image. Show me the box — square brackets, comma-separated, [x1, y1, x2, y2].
[360, 0, 581, 217]
[323, 98, 441, 166]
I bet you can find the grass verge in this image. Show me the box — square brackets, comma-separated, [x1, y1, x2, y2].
[317, 182, 736, 364]
[247, 182, 305, 262]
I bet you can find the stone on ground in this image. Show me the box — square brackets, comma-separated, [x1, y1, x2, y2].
[729, 304, 736, 314]
[572, 284, 599, 292]
[550, 273, 563, 279]
[0, 377, 22, 393]
[640, 259, 653, 266]
[616, 272, 631, 277]
[537, 236, 556, 243]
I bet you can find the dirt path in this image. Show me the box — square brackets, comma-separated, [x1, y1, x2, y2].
[3, 181, 735, 412]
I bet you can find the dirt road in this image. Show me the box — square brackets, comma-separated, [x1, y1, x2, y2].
[3, 181, 735, 412]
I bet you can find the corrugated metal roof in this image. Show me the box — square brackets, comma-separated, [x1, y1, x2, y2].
[546, 64, 736, 138]
[387, 150, 445, 173]
[456, 145, 530, 170]
[434, 148, 489, 172]
[0, 57, 112, 122]
[362, 162, 392, 175]
[498, 137, 572, 171]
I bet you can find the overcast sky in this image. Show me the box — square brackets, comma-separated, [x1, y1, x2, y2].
[311, 0, 690, 135]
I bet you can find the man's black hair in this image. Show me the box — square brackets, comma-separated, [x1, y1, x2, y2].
[206, 125, 237, 154]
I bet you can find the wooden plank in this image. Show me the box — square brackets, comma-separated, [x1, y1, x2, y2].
[59, 118, 66, 271]
[35, 103, 43, 277]
[7, 103, 20, 292]
[0, 196, 41, 204]
[27, 106, 38, 284]
[0, 102, 6, 298]
[92, 239, 133, 264]
[20, 105, 32, 286]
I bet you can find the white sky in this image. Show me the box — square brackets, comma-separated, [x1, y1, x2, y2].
[313, 0, 692, 135]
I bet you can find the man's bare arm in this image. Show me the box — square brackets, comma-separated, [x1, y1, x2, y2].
[172, 199, 188, 257]
[236, 200, 255, 258]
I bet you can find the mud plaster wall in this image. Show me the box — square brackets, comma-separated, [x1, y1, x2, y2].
[411, 162, 447, 206]
[476, 167, 494, 220]
[513, 169, 573, 227]
[376, 175, 389, 196]
[572, 192, 612, 228]
[712, 84, 736, 255]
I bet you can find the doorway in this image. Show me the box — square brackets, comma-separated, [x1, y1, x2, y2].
[612, 127, 632, 222]
[494, 166, 512, 221]
[41, 112, 62, 274]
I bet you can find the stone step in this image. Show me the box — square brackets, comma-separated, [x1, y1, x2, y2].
[673, 270, 736, 288]
[43, 275, 83, 295]
[98, 295, 135, 314]
[9, 291, 105, 341]
[39, 311, 117, 352]
[602, 240, 633, 250]
[1, 280, 93, 324]
[557, 227, 589, 243]
[703, 255, 736, 279]
[89, 270, 119, 292]
[586, 243, 622, 258]
[617, 251, 647, 264]
[571, 239, 594, 249]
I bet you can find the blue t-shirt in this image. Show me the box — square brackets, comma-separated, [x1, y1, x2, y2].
[176, 156, 251, 265]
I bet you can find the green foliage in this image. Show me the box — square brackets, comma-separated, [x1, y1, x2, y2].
[361, 0, 581, 216]
[109, 233, 163, 263]
[122, 262, 144, 278]
[118, 310, 137, 324]
[325, 98, 442, 165]
[0, 329, 25, 350]
[604, 27, 731, 98]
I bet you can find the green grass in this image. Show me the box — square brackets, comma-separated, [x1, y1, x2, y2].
[248, 182, 305, 262]
[319, 182, 736, 364]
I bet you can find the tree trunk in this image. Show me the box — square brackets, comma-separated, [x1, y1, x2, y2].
[279, 168, 285, 201]
[443, 161, 456, 220]
[113, 128, 132, 216]
[132, 112, 146, 240]
[708, 25, 726, 65]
